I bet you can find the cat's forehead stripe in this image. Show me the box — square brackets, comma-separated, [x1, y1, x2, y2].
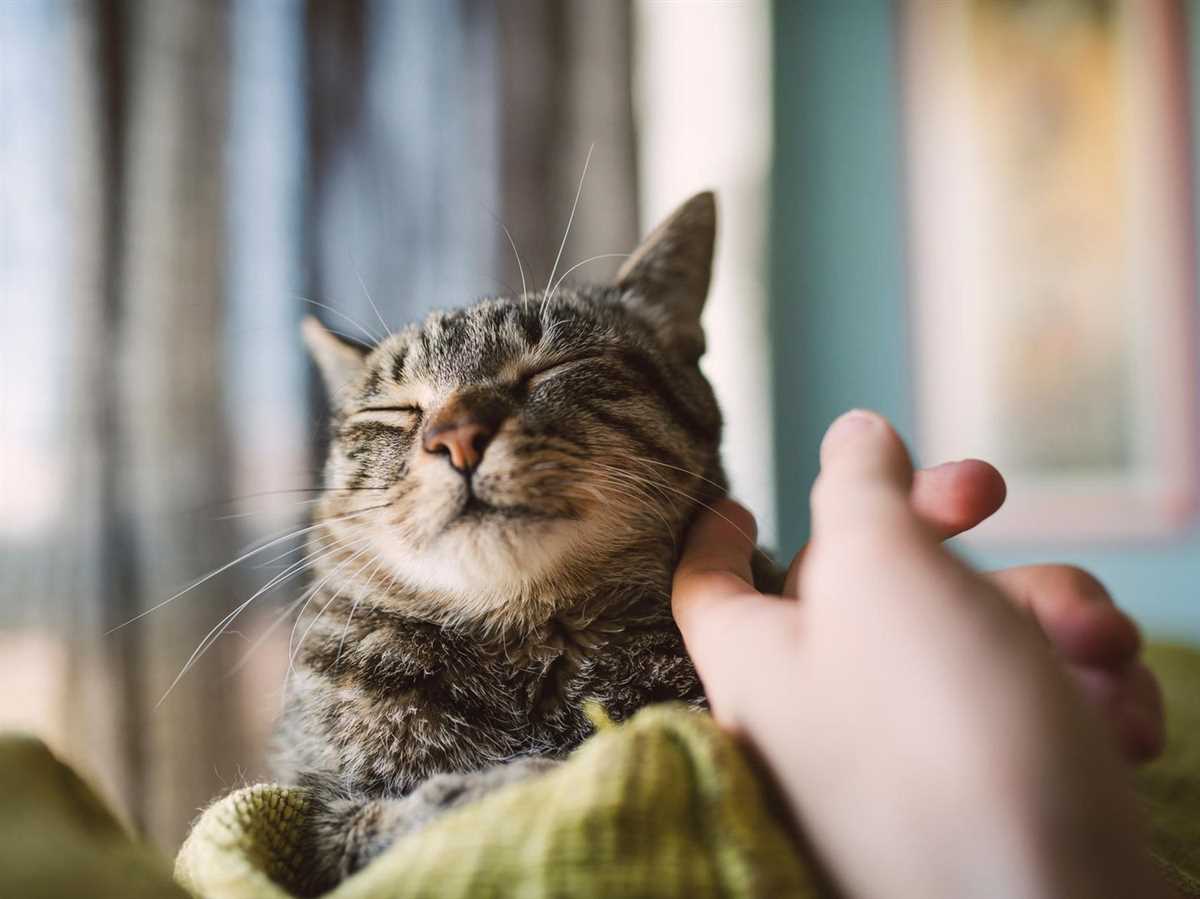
[362, 367, 384, 399]
[521, 312, 543, 346]
[389, 347, 407, 383]
[366, 293, 648, 392]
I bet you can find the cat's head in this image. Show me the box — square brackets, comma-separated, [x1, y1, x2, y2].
[306, 192, 725, 627]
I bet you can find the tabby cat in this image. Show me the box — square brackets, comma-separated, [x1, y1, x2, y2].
[274, 193, 761, 892]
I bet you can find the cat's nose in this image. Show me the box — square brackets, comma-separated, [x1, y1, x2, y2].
[423, 396, 508, 474]
[423, 420, 496, 473]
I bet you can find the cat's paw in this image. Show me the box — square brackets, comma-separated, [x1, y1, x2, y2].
[345, 757, 561, 876]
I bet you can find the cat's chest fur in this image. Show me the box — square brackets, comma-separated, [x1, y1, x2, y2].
[273, 587, 703, 796]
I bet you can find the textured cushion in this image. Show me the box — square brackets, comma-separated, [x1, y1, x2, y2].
[2, 643, 1198, 898]
[176, 705, 815, 898]
[177, 643, 1200, 898]
[1137, 644, 1200, 897]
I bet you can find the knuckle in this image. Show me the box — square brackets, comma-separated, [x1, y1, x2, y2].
[809, 473, 841, 520]
[672, 569, 710, 599]
[719, 499, 757, 538]
[1051, 565, 1110, 602]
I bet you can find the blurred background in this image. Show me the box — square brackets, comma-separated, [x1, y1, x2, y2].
[1, 0, 1197, 849]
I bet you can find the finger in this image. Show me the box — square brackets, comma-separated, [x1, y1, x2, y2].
[910, 459, 1007, 540]
[1119, 661, 1166, 763]
[988, 565, 1140, 666]
[673, 500, 759, 632]
[672, 500, 796, 721]
[1070, 661, 1165, 764]
[810, 410, 918, 544]
[783, 458, 1007, 597]
[674, 500, 757, 598]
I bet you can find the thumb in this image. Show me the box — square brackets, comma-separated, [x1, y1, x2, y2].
[672, 499, 758, 627]
[672, 499, 795, 725]
[810, 410, 919, 544]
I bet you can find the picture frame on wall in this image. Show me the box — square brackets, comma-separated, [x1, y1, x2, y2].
[902, 0, 1198, 540]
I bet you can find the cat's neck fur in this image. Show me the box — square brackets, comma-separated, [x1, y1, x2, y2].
[274, 528, 700, 796]
[302, 517, 682, 638]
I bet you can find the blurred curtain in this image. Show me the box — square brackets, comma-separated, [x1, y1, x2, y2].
[307, 0, 638, 341]
[0, 0, 636, 849]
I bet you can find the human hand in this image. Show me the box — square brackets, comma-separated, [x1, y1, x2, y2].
[673, 411, 1167, 899]
[785, 454, 1164, 763]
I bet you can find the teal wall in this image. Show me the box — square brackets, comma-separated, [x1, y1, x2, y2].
[770, 1, 1200, 643]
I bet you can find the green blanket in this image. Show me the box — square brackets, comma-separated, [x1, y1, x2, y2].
[1137, 645, 1200, 897]
[3, 645, 1198, 898]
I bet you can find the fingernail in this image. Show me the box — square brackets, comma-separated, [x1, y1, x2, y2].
[820, 410, 883, 465]
[821, 409, 879, 456]
[927, 459, 963, 472]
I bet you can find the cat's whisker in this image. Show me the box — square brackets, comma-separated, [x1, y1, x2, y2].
[285, 542, 378, 672]
[209, 510, 280, 522]
[545, 252, 630, 306]
[626, 456, 728, 496]
[535, 316, 574, 353]
[203, 487, 390, 524]
[248, 532, 384, 681]
[274, 540, 385, 712]
[212, 488, 389, 515]
[542, 142, 595, 317]
[221, 517, 328, 565]
[109, 502, 390, 635]
[208, 491, 394, 522]
[332, 595, 364, 673]
[499, 221, 529, 310]
[207, 531, 365, 645]
[209, 500, 332, 523]
[251, 533, 337, 571]
[225, 592, 310, 678]
[232, 486, 390, 496]
[288, 546, 380, 677]
[584, 460, 764, 557]
[580, 461, 674, 504]
[155, 532, 370, 707]
[332, 554, 394, 672]
[298, 296, 384, 345]
[318, 325, 376, 345]
[595, 488, 675, 548]
[570, 463, 673, 522]
[352, 258, 392, 337]
[482, 207, 530, 309]
[580, 469, 680, 552]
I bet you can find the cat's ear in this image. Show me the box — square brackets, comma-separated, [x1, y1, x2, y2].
[615, 191, 715, 361]
[302, 316, 369, 400]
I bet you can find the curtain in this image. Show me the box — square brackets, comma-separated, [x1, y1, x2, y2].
[0, 0, 637, 850]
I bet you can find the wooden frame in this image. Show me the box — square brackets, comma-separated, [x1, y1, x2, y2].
[902, 0, 1198, 541]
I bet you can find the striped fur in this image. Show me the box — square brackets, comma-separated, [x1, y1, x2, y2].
[274, 193, 741, 892]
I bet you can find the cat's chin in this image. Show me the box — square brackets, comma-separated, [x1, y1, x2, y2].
[446, 494, 561, 527]
[371, 512, 584, 613]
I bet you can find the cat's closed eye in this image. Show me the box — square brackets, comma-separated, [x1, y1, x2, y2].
[348, 405, 423, 426]
[522, 355, 603, 388]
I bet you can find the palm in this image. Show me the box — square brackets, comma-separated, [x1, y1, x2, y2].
[782, 459, 1164, 764]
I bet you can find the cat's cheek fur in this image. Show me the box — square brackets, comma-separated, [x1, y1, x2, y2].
[385, 455, 470, 547]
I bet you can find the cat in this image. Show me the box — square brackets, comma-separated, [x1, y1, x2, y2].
[273, 192, 772, 893]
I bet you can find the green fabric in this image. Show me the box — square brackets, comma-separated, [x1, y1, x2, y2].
[177, 643, 1200, 899]
[1138, 644, 1200, 897]
[0, 734, 188, 899]
[2, 643, 1198, 898]
[175, 705, 816, 899]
